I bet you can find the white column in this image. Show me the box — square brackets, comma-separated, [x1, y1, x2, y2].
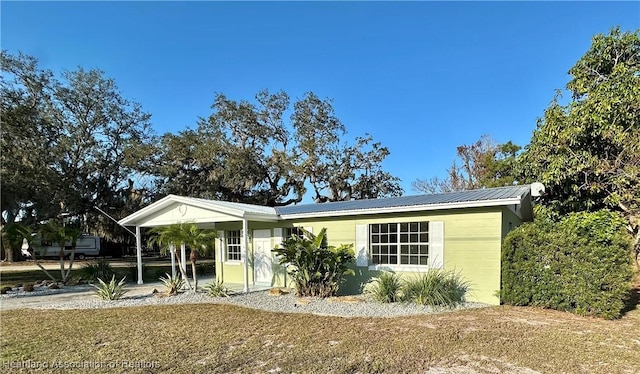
[170, 244, 177, 279]
[136, 226, 143, 285]
[180, 243, 187, 281]
[242, 218, 249, 293]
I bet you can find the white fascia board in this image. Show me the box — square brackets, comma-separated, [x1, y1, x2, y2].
[118, 194, 177, 226]
[242, 213, 281, 222]
[278, 197, 524, 220]
[119, 195, 281, 226]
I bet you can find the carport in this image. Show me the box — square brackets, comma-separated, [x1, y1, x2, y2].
[118, 195, 280, 292]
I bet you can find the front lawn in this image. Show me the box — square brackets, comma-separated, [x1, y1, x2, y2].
[1, 303, 638, 373]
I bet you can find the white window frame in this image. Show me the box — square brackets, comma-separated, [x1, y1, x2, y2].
[368, 221, 430, 272]
[226, 230, 242, 262]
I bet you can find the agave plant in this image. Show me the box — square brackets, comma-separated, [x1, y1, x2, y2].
[159, 273, 185, 296]
[92, 275, 128, 301]
[204, 280, 231, 298]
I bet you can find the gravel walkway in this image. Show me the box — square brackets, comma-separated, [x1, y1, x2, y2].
[0, 284, 490, 317]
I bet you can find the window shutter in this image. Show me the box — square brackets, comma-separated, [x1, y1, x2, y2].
[273, 228, 283, 248]
[217, 230, 225, 262]
[355, 224, 369, 267]
[429, 221, 444, 269]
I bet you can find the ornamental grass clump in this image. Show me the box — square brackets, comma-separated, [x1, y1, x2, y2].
[364, 271, 403, 303]
[273, 227, 355, 298]
[401, 270, 469, 307]
[92, 276, 127, 301]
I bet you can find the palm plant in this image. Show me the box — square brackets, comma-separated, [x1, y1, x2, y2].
[1, 224, 57, 282]
[273, 227, 355, 297]
[180, 223, 217, 290]
[148, 222, 217, 290]
[40, 221, 82, 284]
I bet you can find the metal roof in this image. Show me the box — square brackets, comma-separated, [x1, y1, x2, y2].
[275, 185, 531, 217]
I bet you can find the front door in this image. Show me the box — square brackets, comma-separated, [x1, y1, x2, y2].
[252, 229, 273, 285]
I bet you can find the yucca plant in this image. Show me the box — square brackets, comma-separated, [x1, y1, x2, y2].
[364, 271, 403, 303]
[401, 270, 469, 307]
[273, 227, 355, 298]
[159, 273, 185, 295]
[204, 280, 231, 298]
[92, 275, 128, 301]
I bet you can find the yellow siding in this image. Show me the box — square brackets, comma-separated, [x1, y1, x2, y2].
[283, 208, 504, 304]
[214, 207, 512, 305]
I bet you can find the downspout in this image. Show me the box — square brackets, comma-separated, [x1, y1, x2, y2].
[218, 237, 224, 283]
[242, 218, 249, 293]
[136, 226, 143, 285]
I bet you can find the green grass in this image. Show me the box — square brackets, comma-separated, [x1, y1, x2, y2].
[0, 304, 638, 373]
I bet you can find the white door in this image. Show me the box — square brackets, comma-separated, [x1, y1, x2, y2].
[253, 229, 273, 285]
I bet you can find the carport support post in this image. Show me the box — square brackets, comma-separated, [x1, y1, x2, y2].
[181, 243, 187, 281]
[170, 244, 177, 279]
[242, 218, 249, 293]
[136, 226, 143, 285]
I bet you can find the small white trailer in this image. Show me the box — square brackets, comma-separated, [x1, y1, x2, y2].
[33, 234, 101, 260]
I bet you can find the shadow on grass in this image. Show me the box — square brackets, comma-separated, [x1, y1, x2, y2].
[621, 286, 640, 316]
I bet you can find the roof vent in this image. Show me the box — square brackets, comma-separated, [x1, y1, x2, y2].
[530, 182, 545, 197]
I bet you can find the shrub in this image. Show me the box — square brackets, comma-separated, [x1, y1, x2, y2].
[160, 273, 185, 295]
[401, 270, 469, 307]
[204, 280, 230, 297]
[502, 210, 633, 319]
[77, 259, 116, 282]
[273, 227, 355, 298]
[92, 276, 127, 301]
[196, 262, 215, 276]
[364, 272, 403, 303]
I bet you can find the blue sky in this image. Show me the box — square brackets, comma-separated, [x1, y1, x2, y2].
[2, 1, 638, 198]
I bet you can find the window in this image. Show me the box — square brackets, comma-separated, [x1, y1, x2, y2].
[370, 222, 429, 266]
[284, 227, 305, 240]
[226, 230, 241, 261]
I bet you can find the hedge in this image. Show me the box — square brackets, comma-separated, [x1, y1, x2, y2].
[502, 209, 633, 319]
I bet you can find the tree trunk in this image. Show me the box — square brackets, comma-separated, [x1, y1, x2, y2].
[30, 246, 58, 282]
[63, 246, 77, 283]
[174, 252, 192, 290]
[191, 260, 198, 290]
[190, 250, 199, 290]
[58, 248, 66, 281]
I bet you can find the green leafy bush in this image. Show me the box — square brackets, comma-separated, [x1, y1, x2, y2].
[364, 272, 403, 303]
[204, 280, 230, 298]
[92, 276, 127, 301]
[77, 259, 116, 282]
[401, 270, 469, 306]
[159, 273, 185, 295]
[273, 227, 355, 298]
[502, 210, 633, 319]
